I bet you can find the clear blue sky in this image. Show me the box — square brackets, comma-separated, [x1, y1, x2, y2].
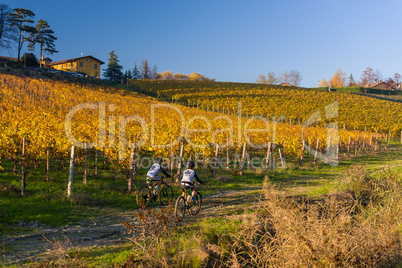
[2, 0, 402, 87]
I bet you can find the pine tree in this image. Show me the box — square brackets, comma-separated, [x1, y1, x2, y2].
[127, 69, 132, 79]
[103, 51, 123, 83]
[348, 74, 356, 87]
[132, 62, 140, 80]
[8, 8, 35, 62]
[122, 70, 128, 84]
[27, 19, 58, 67]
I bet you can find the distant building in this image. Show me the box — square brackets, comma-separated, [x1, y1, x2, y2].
[392, 83, 402, 91]
[39, 56, 53, 68]
[49, 55, 104, 78]
[279, 83, 293, 87]
[370, 82, 390, 90]
[0, 56, 18, 64]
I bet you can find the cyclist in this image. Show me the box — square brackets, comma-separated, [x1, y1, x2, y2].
[147, 157, 171, 193]
[181, 161, 204, 203]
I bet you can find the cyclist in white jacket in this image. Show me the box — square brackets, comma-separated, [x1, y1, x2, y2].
[181, 161, 204, 203]
[147, 157, 171, 192]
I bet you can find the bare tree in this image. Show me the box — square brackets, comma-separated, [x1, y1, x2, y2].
[279, 71, 290, 84]
[267, 71, 278, 85]
[393, 73, 401, 84]
[0, 4, 17, 51]
[374, 69, 383, 83]
[256, 74, 267, 84]
[150, 65, 159, 80]
[140, 59, 150, 79]
[289, 70, 302, 86]
[360, 67, 376, 92]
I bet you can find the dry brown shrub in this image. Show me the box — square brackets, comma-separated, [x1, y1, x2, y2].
[209, 168, 402, 267]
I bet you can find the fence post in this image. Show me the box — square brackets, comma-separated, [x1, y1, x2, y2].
[67, 146, 76, 198]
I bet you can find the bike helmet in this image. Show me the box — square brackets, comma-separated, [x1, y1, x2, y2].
[186, 161, 195, 168]
[155, 157, 163, 164]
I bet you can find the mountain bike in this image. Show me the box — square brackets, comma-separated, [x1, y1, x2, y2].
[174, 183, 202, 222]
[136, 176, 174, 209]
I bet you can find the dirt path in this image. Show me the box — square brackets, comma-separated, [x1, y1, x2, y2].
[1, 187, 262, 266]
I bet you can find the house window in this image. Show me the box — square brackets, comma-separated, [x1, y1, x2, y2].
[94, 64, 97, 69]
[89, 59, 91, 62]
[86, 59, 88, 62]
[80, 62, 83, 67]
[70, 63, 73, 67]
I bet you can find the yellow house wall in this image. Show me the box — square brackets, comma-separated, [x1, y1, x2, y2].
[75, 58, 101, 78]
[51, 57, 102, 78]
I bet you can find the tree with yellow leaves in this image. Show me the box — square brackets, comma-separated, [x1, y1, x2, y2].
[329, 69, 346, 88]
[160, 71, 174, 80]
[318, 79, 329, 87]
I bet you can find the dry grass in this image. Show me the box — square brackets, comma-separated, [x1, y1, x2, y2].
[207, 167, 402, 267]
[20, 166, 402, 267]
[21, 235, 88, 268]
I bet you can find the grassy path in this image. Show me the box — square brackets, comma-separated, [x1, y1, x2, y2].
[1, 145, 401, 266]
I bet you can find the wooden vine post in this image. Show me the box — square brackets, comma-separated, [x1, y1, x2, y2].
[354, 136, 358, 156]
[21, 137, 26, 196]
[347, 136, 352, 155]
[128, 145, 136, 193]
[226, 137, 230, 170]
[265, 141, 272, 171]
[94, 148, 98, 177]
[170, 139, 174, 180]
[46, 147, 50, 181]
[83, 139, 87, 185]
[239, 143, 247, 176]
[299, 140, 305, 166]
[370, 134, 373, 149]
[278, 148, 284, 167]
[212, 144, 220, 177]
[362, 135, 366, 150]
[314, 139, 319, 164]
[176, 143, 185, 182]
[67, 146, 76, 198]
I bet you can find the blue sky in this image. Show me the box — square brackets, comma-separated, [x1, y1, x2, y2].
[1, 0, 401, 87]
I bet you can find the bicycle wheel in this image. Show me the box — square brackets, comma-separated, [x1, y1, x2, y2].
[136, 186, 151, 209]
[174, 196, 186, 222]
[189, 192, 202, 215]
[159, 184, 174, 206]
